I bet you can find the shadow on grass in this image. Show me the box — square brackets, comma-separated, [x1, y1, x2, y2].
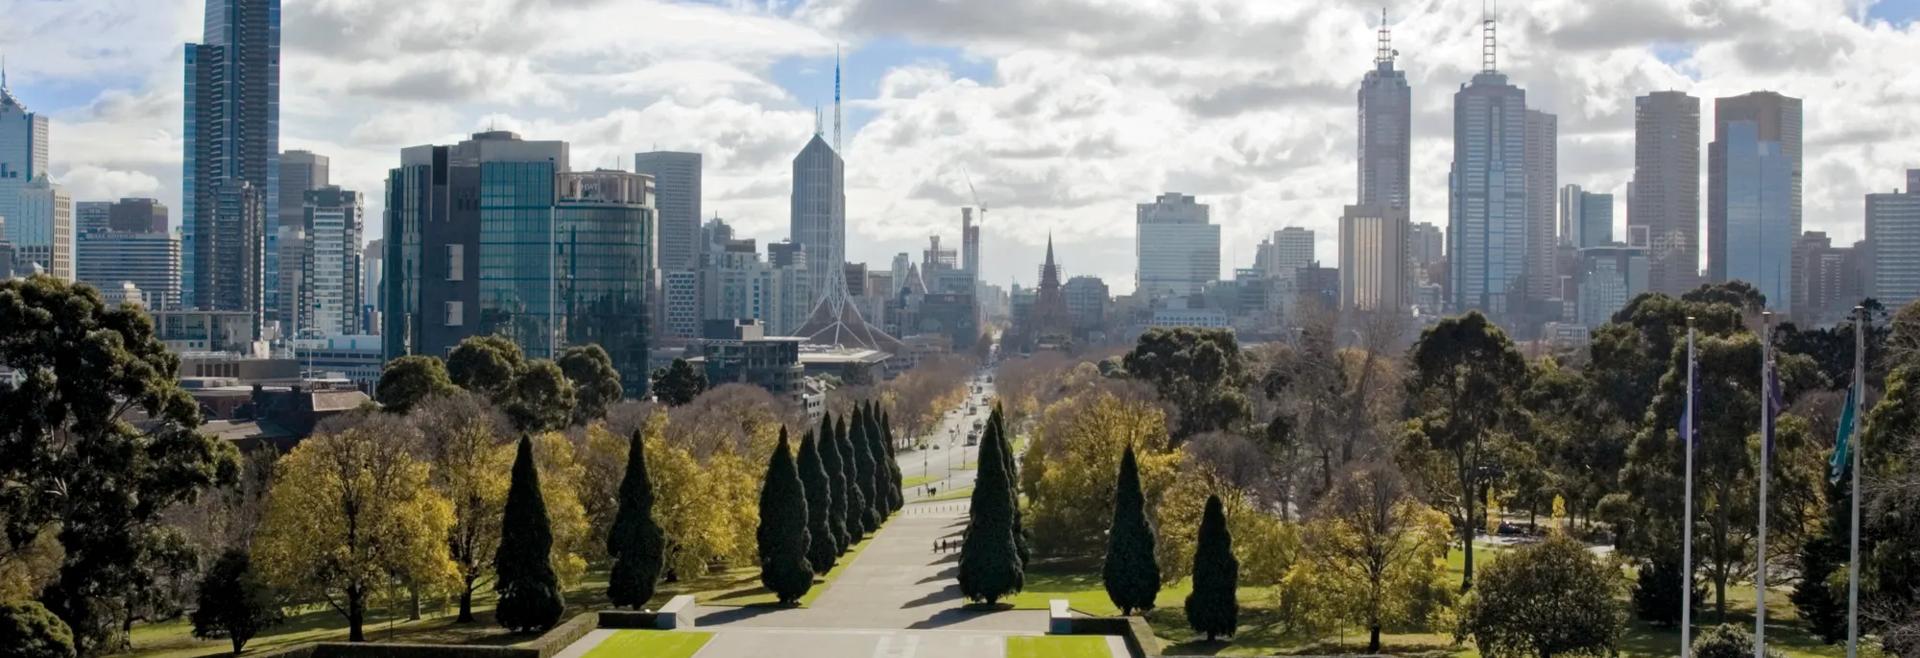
[692, 605, 788, 626]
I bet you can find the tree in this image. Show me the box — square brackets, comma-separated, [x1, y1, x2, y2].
[494, 435, 566, 633]
[1122, 327, 1251, 441]
[831, 413, 867, 542]
[449, 334, 526, 401]
[1184, 494, 1238, 641]
[376, 355, 457, 414]
[846, 412, 881, 535]
[992, 406, 1030, 565]
[1691, 624, 1774, 658]
[1026, 390, 1178, 559]
[507, 360, 578, 434]
[558, 344, 623, 425]
[607, 430, 665, 610]
[756, 430, 814, 605]
[407, 392, 512, 621]
[1103, 445, 1160, 615]
[959, 415, 1023, 604]
[1459, 534, 1625, 658]
[816, 414, 852, 553]
[1791, 478, 1848, 643]
[1682, 281, 1767, 314]
[253, 421, 456, 642]
[882, 410, 905, 511]
[0, 277, 238, 654]
[796, 431, 838, 574]
[650, 358, 707, 406]
[862, 402, 893, 522]
[1285, 465, 1454, 653]
[0, 599, 74, 658]
[189, 549, 282, 656]
[1401, 311, 1527, 591]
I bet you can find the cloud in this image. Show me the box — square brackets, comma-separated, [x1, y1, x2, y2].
[53, 165, 164, 202]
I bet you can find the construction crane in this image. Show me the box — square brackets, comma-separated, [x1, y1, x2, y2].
[963, 168, 987, 224]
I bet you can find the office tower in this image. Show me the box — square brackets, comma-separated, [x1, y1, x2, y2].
[790, 134, 844, 300]
[1575, 245, 1649, 327]
[1135, 192, 1220, 298]
[1560, 185, 1615, 248]
[1063, 275, 1109, 333]
[1340, 204, 1409, 313]
[1524, 109, 1558, 303]
[77, 202, 111, 234]
[1633, 91, 1702, 295]
[185, 0, 280, 336]
[76, 198, 179, 309]
[1359, 11, 1411, 210]
[1867, 170, 1920, 309]
[15, 175, 72, 279]
[361, 237, 383, 333]
[1791, 232, 1859, 326]
[302, 187, 362, 337]
[277, 150, 328, 326]
[1447, 16, 1528, 318]
[1709, 91, 1801, 312]
[633, 151, 701, 272]
[662, 270, 701, 338]
[962, 208, 981, 282]
[1409, 222, 1444, 269]
[0, 68, 49, 241]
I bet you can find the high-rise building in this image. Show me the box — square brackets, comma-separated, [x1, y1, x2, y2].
[1633, 91, 1702, 296]
[302, 186, 362, 337]
[1790, 232, 1860, 327]
[962, 207, 982, 283]
[361, 237, 383, 333]
[1560, 185, 1615, 248]
[1447, 18, 1528, 318]
[1409, 221, 1445, 270]
[1867, 169, 1920, 309]
[76, 198, 179, 309]
[1340, 204, 1408, 313]
[1575, 245, 1649, 327]
[633, 151, 701, 273]
[790, 135, 845, 300]
[1135, 192, 1219, 299]
[185, 0, 280, 336]
[0, 68, 50, 243]
[1709, 91, 1801, 312]
[1063, 275, 1109, 334]
[1359, 12, 1411, 211]
[15, 175, 72, 279]
[77, 202, 111, 235]
[662, 270, 701, 339]
[278, 150, 328, 328]
[1524, 109, 1558, 304]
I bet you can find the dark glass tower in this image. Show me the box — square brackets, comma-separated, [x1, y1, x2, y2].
[184, 0, 280, 338]
[1358, 10, 1410, 211]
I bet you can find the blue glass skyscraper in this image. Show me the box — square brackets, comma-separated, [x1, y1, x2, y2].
[1709, 91, 1801, 312]
[184, 0, 279, 338]
[1447, 19, 1528, 318]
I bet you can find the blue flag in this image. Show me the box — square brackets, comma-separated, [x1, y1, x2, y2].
[1830, 384, 1857, 484]
[1765, 363, 1783, 459]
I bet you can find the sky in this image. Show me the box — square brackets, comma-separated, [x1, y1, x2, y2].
[4, 0, 1920, 296]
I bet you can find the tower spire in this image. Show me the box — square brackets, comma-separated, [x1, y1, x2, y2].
[1481, 0, 1498, 74]
[833, 44, 843, 153]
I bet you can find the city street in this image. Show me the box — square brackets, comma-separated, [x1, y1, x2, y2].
[894, 372, 998, 502]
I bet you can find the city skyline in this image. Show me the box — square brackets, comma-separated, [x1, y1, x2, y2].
[5, 1, 1920, 295]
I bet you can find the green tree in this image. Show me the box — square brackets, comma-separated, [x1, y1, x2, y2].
[0, 278, 239, 654]
[1682, 281, 1767, 314]
[558, 344, 623, 425]
[376, 355, 457, 414]
[189, 549, 282, 656]
[1401, 311, 1527, 591]
[1691, 624, 1776, 658]
[1121, 327, 1251, 441]
[832, 413, 867, 542]
[1103, 445, 1160, 615]
[1285, 465, 1454, 653]
[816, 414, 852, 553]
[1791, 478, 1848, 643]
[882, 409, 905, 511]
[0, 599, 74, 658]
[607, 430, 665, 610]
[650, 358, 707, 406]
[1459, 534, 1625, 658]
[1629, 548, 1705, 627]
[494, 436, 565, 633]
[796, 431, 839, 574]
[959, 417, 1024, 604]
[1184, 494, 1238, 641]
[757, 430, 814, 605]
[988, 406, 1030, 565]
[507, 360, 578, 434]
[848, 409, 881, 533]
[449, 334, 526, 401]
[407, 392, 511, 622]
[862, 402, 892, 522]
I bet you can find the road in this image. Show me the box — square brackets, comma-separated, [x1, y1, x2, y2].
[894, 372, 997, 502]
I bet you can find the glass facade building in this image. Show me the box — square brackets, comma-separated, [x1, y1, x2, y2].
[1717, 121, 1795, 312]
[185, 0, 280, 336]
[1448, 71, 1529, 318]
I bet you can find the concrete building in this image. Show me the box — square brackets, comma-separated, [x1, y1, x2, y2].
[1790, 232, 1860, 327]
[77, 228, 180, 310]
[360, 238, 383, 334]
[1560, 185, 1614, 248]
[277, 150, 329, 327]
[15, 175, 72, 279]
[692, 319, 805, 403]
[962, 208, 982, 283]
[1409, 221, 1444, 271]
[1063, 275, 1109, 337]
[633, 151, 701, 273]
[1359, 15, 1411, 211]
[1136, 192, 1219, 298]
[662, 270, 701, 339]
[1632, 91, 1702, 296]
[185, 0, 280, 332]
[1340, 204, 1409, 313]
[302, 187, 362, 337]
[1867, 170, 1920, 309]
[1524, 109, 1558, 304]
[1447, 24, 1529, 319]
[0, 68, 49, 249]
[1710, 92, 1801, 312]
[1575, 245, 1649, 327]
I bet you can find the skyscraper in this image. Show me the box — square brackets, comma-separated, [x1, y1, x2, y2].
[790, 134, 845, 299]
[1358, 11, 1411, 211]
[278, 150, 328, 328]
[1709, 91, 1801, 311]
[15, 175, 72, 279]
[185, 0, 280, 337]
[1632, 91, 1702, 296]
[76, 198, 179, 309]
[1867, 170, 1920, 309]
[962, 207, 981, 283]
[1447, 16, 1528, 318]
[302, 186, 362, 337]
[633, 151, 701, 272]
[1524, 109, 1558, 303]
[1340, 204, 1409, 313]
[1135, 192, 1219, 298]
[361, 237, 383, 333]
[1559, 185, 1615, 248]
[0, 66, 49, 242]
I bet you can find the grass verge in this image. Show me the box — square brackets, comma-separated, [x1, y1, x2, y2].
[1007, 635, 1112, 658]
[581, 630, 712, 658]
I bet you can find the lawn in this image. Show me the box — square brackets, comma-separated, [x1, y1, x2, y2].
[699, 533, 874, 607]
[581, 630, 712, 658]
[1006, 635, 1113, 658]
[901, 473, 935, 489]
[924, 485, 975, 502]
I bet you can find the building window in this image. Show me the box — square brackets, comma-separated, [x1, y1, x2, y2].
[445, 301, 463, 326]
[447, 244, 464, 281]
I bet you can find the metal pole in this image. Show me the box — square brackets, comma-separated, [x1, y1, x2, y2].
[1846, 305, 1865, 658]
[1757, 311, 1771, 657]
[1683, 317, 1696, 658]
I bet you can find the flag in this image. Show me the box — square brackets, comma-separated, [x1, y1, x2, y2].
[1680, 352, 1699, 445]
[1765, 360, 1783, 459]
[1830, 384, 1857, 484]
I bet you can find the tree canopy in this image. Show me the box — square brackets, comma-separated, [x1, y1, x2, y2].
[1459, 534, 1626, 658]
[1122, 327, 1251, 441]
[651, 359, 707, 407]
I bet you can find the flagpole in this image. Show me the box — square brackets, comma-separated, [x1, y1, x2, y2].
[1683, 316, 1697, 658]
[1757, 311, 1772, 657]
[1846, 305, 1865, 658]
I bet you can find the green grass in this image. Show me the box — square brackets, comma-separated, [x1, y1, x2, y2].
[689, 533, 875, 608]
[1007, 635, 1113, 658]
[901, 473, 935, 489]
[581, 630, 712, 658]
[924, 485, 975, 502]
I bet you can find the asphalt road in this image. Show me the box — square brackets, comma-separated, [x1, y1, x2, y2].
[895, 373, 997, 502]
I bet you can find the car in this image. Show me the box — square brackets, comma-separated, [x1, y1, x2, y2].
[973, 420, 984, 430]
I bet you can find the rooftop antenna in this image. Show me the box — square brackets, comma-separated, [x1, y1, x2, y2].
[814, 104, 822, 137]
[833, 44, 843, 153]
[1481, 0, 1498, 74]
[1376, 7, 1394, 68]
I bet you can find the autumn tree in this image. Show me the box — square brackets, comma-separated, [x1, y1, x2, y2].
[558, 344, 623, 425]
[253, 420, 456, 642]
[1103, 445, 1160, 615]
[1184, 494, 1238, 642]
[651, 358, 707, 406]
[376, 355, 457, 414]
[607, 430, 665, 610]
[757, 431, 814, 605]
[1025, 390, 1178, 558]
[1459, 534, 1626, 658]
[407, 392, 512, 621]
[189, 549, 282, 656]
[1284, 465, 1454, 653]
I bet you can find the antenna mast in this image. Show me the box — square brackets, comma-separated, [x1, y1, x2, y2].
[834, 45, 843, 153]
[1482, 0, 1498, 74]
[1376, 7, 1393, 67]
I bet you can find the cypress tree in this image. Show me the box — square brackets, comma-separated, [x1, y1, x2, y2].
[495, 436, 566, 632]
[607, 430, 665, 610]
[756, 429, 814, 605]
[1185, 494, 1239, 641]
[992, 406, 1030, 565]
[848, 407, 881, 532]
[817, 413, 852, 553]
[862, 402, 890, 522]
[1103, 444, 1161, 615]
[835, 413, 868, 541]
[882, 409, 904, 511]
[957, 416, 1023, 603]
[796, 431, 838, 574]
